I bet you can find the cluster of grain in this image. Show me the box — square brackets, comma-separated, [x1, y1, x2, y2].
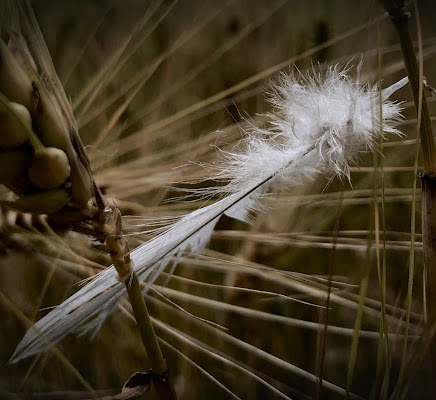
[0, 34, 94, 220]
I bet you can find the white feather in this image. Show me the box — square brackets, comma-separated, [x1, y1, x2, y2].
[10, 64, 406, 362]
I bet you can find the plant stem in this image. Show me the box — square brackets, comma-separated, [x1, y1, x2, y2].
[421, 175, 436, 315]
[382, 0, 436, 381]
[96, 194, 178, 400]
[384, 3, 435, 170]
[125, 272, 179, 400]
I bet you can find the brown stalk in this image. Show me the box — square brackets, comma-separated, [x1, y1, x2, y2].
[89, 185, 179, 400]
[382, 0, 436, 382]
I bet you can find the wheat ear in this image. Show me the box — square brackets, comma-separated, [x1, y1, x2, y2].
[1, 1, 178, 398]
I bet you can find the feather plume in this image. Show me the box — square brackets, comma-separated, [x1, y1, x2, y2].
[10, 64, 407, 362]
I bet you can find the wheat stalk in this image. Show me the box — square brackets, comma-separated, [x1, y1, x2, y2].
[0, 1, 178, 398]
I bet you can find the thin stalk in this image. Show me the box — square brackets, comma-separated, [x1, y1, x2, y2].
[346, 217, 373, 398]
[378, 120, 390, 400]
[316, 190, 343, 400]
[383, 2, 435, 170]
[383, 0, 436, 378]
[97, 196, 178, 399]
[394, 78, 421, 399]
[377, 22, 390, 398]
[125, 272, 178, 400]
[370, 135, 390, 400]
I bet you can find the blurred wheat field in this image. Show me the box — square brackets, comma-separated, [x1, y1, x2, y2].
[1, 0, 436, 399]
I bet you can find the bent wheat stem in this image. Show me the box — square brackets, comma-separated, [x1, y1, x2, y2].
[93, 188, 178, 400]
[126, 272, 178, 400]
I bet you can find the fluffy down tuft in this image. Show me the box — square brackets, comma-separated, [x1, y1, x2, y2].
[210, 64, 405, 199]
